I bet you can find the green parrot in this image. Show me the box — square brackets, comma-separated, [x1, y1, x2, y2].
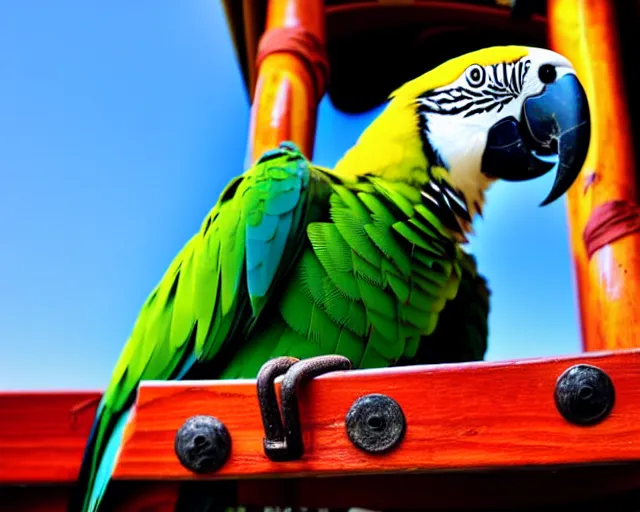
[68, 45, 591, 512]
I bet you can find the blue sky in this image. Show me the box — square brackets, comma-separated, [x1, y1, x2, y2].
[0, 2, 582, 390]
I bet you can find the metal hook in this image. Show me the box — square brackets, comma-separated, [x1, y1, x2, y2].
[256, 356, 300, 461]
[256, 355, 352, 461]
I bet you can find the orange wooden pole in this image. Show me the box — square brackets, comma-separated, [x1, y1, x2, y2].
[246, 0, 327, 164]
[548, 0, 640, 351]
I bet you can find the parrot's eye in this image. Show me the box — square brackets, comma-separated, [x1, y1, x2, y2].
[465, 64, 485, 88]
[538, 64, 557, 84]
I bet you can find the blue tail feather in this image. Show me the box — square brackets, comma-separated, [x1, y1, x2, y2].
[85, 408, 131, 512]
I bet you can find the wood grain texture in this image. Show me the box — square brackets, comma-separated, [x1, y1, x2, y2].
[113, 349, 640, 480]
[246, 0, 325, 163]
[0, 391, 100, 483]
[548, 0, 640, 351]
[4, 351, 640, 509]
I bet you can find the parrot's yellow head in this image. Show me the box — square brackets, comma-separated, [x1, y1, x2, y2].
[333, 45, 591, 222]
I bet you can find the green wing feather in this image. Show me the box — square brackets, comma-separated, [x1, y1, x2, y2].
[69, 142, 321, 512]
[253, 173, 466, 371]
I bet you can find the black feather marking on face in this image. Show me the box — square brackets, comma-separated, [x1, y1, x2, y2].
[417, 112, 446, 170]
[417, 58, 531, 119]
[413, 59, 530, 236]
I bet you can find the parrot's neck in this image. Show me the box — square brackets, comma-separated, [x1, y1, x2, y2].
[332, 100, 430, 186]
[332, 100, 494, 235]
[421, 111, 497, 223]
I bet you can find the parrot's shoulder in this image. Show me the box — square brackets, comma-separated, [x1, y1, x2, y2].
[102, 143, 322, 409]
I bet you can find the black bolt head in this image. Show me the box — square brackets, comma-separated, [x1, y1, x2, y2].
[554, 364, 615, 426]
[174, 415, 231, 473]
[345, 393, 406, 454]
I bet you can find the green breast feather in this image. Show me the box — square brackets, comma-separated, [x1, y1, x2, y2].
[218, 145, 467, 378]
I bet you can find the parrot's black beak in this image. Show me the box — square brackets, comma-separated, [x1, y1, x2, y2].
[481, 73, 591, 206]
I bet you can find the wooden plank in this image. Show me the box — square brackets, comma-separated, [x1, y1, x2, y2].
[114, 349, 640, 480]
[548, 0, 640, 351]
[3, 351, 640, 509]
[0, 391, 100, 484]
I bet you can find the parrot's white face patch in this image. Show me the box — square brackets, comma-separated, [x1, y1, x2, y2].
[416, 47, 575, 220]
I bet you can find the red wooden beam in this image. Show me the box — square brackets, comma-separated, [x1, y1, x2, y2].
[3, 351, 640, 510]
[4, 350, 640, 486]
[111, 349, 640, 480]
[0, 391, 100, 484]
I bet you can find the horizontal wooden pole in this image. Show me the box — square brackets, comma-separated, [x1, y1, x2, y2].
[3, 350, 640, 489]
[0, 391, 100, 484]
[112, 349, 640, 480]
[4, 350, 640, 509]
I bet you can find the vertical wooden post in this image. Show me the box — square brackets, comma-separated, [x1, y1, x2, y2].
[246, 0, 328, 164]
[548, 1, 640, 351]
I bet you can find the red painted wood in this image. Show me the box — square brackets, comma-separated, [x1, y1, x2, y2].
[113, 349, 640, 480]
[3, 350, 640, 487]
[0, 391, 100, 483]
[3, 351, 640, 510]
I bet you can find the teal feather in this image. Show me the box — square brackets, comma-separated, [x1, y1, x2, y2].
[85, 408, 131, 512]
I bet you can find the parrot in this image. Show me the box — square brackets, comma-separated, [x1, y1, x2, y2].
[67, 45, 591, 512]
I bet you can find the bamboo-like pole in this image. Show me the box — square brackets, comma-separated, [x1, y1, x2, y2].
[548, 0, 640, 351]
[246, 0, 327, 164]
